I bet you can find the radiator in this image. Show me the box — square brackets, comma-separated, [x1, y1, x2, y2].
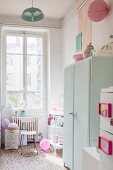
[12, 117, 38, 141]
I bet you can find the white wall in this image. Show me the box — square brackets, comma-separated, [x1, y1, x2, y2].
[62, 14, 78, 68]
[92, 0, 113, 51]
[49, 28, 63, 109]
[62, 0, 113, 67]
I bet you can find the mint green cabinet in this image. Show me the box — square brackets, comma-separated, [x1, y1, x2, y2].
[64, 56, 113, 170]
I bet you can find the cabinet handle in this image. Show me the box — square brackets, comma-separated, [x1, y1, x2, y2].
[69, 112, 77, 118]
[69, 112, 73, 115]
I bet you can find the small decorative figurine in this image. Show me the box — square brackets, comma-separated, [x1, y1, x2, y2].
[84, 43, 95, 58]
[48, 114, 52, 125]
[20, 110, 25, 117]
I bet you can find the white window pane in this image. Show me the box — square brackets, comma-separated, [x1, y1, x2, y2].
[7, 55, 14, 65]
[6, 92, 24, 108]
[27, 73, 31, 86]
[27, 37, 43, 55]
[27, 92, 42, 109]
[7, 36, 23, 54]
[27, 55, 43, 109]
[27, 56, 31, 66]
[6, 73, 14, 86]
[5, 34, 45, 111]
[6, 54, 23, 91]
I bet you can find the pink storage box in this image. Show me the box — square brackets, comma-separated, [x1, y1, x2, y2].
[98, 136, 112, 155]
[98, 103, 112, 118]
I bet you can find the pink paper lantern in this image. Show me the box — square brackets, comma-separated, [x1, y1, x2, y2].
[88, 0, 109, 22]
[40, 139, 50, 151]
[2, 119, 10, 128]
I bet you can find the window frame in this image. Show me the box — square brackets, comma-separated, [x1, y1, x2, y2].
[2, 30, 48, 113]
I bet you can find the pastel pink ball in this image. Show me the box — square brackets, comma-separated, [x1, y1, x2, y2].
[88, 0, 109, 22]
[2, 119, 10, 128]
[40, 139, 50, 151]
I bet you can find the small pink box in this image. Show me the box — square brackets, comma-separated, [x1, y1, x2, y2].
[98, 136, 112, 155]
[98, 103, 112, 118]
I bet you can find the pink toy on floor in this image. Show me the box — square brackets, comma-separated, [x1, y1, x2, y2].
[40, 139, 50, 151]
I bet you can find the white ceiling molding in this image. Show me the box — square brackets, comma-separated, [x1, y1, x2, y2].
[0, 15, 63, 29]
[0, 0, 89, 29]
[61, 0, 88, 28]
[0, 0, 75, 20]
[76, 0, 89, 11]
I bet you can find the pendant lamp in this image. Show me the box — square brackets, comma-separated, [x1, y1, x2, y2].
[21, 0, 44, 22]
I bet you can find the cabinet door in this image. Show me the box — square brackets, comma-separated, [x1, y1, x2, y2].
[74, 59, 90, 170]
[63, 64, 75, 169]
[90, 57, 113, 146]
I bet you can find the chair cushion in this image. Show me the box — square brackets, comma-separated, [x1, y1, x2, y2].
[21, 130, 37, 135]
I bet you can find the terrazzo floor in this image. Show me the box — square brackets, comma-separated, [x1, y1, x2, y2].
[0, 144, 64, 170]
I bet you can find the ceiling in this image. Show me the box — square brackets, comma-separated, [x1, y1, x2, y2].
[0, 0, 75, 19]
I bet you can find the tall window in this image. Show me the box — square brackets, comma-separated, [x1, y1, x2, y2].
[5, 33, 46, 111]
